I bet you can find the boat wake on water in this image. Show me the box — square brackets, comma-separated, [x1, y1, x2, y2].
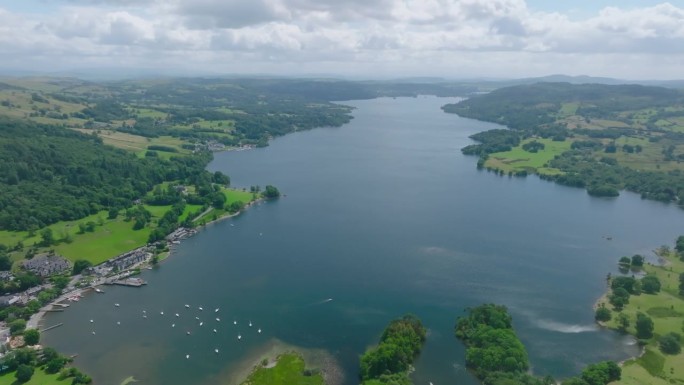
[534, 319, 598, 333]
[307, 298, 334, 306]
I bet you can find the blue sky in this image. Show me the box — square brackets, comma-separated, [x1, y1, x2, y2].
[0, 0, 682, 79]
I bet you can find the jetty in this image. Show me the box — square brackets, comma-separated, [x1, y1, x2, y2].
[41, 323, 63, 332]
[112, 278, 147, 287]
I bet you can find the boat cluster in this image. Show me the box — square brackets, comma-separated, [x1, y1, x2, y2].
[88, 303, 264, 359]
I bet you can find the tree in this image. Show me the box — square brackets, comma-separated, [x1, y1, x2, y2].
[72, 259, 92, 275]
[23, 329, 39, 345]
[0, 254, 12, 271]
[132, 218, 146, 230]
[45, 357, 67, 374]
[9, 319, 26, 335]
[609, 287, 629, 311]
[611, 276, 636, 294]
[630, 254, 644, 267]
[636, 312, 654, 339]
[641, 275, 661, 294]
[618, 256, 631, 267]
[15, 364, 34, 383]
[40, 228, 54, 246]
[659, 332, 682, 355]
[617, 313, 630, 332]
[676, 235, 684, 253]
[262, 185, 280, 199]
[107, 208, 119, 219]
[595, 306, 611, 322]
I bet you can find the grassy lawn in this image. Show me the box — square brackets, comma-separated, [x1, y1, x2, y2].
[484, 137, 572, 175]
[240, 353, 324, 385]
[559, 102, 579, 116]
[0, 368, 68, 385]
[597, 248, 684, 385]
[224, 188, 254, 204]
[54, 219, 151, 265]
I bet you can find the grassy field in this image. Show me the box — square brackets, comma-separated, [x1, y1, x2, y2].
[72, 129, 191, 159]
[0, 368, 68, 385]
[484, 138, 572, 175]
[603, 136, 684, 172]
[240, 353, 324, 385]
[1, 188, 253, 267]
[597, 248, 684, 385]
[53, 220, 151, 265]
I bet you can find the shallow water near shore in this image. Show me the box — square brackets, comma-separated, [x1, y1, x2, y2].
[43, 96, 684, 384]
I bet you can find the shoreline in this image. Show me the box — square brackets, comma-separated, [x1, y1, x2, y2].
[30, 196, 268, 331]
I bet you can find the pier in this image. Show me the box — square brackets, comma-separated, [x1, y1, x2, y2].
[41, 323, 63, 332]
[112, 278, 147, 287]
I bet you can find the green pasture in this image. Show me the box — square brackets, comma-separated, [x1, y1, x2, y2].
[607, 136, 684, 172]
[485, 137, 571, 175]
[240, 353, 323, 385]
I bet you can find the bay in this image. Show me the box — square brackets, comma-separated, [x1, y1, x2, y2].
[43, 96, 684, 385]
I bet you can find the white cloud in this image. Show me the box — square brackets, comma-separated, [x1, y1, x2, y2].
[0, 1, 683, 79]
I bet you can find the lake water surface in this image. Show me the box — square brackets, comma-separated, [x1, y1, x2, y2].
[44, 96, 684, 385]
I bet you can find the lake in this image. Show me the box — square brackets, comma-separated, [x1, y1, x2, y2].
[43, 96, 684, 385]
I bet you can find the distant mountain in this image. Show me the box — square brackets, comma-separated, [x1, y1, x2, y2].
[472, 74, 684, 89]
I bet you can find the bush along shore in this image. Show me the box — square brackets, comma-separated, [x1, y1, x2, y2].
[456, 304, 621, 385]
[594, 235, 684, 385]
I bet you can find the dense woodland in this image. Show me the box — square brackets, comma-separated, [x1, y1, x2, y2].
[359, 315, 427, 385]
[443, 82, 684, 202]
[0, 117, 218, 231]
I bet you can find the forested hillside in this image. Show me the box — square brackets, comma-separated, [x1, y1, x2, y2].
[0, 117, 210, 231]
[443, 83, 684, 202]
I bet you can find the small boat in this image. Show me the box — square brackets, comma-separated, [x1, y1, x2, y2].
[143, 315, 147, 319]
[114, 303, 120, 307]
[216, 318, 220, 322]
[249, 321, 252, 327]
[91, 331, 96, 335]
[237, 334, 241, 340]
[172, 324, 175, 328]
[186, 331, 191, 335]
[230, 224, 234, 227]
[160, 311, 164, 315]
[95, 288, 103, 293]
[233, 320, 237, 325]
[184, 304, 190, 308]
[199, 322, 203, 326]
[175, 313, 180, 317]
[117, 321, 121, 325]
[195, 316, 200, 320]
[258, 328, 261, 334]
[214, 349, 219, 354]
[198, 307, 203, 311]
[215, 308, 220, 313]
[213, 329, 217, 333]
[90, 319, 94, 323]
[186, 354, 190, 359]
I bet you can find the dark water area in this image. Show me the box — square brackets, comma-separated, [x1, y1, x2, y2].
[43, 96, 684, 385]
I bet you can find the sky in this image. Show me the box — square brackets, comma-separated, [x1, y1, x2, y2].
[0, 0, 682, 79]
